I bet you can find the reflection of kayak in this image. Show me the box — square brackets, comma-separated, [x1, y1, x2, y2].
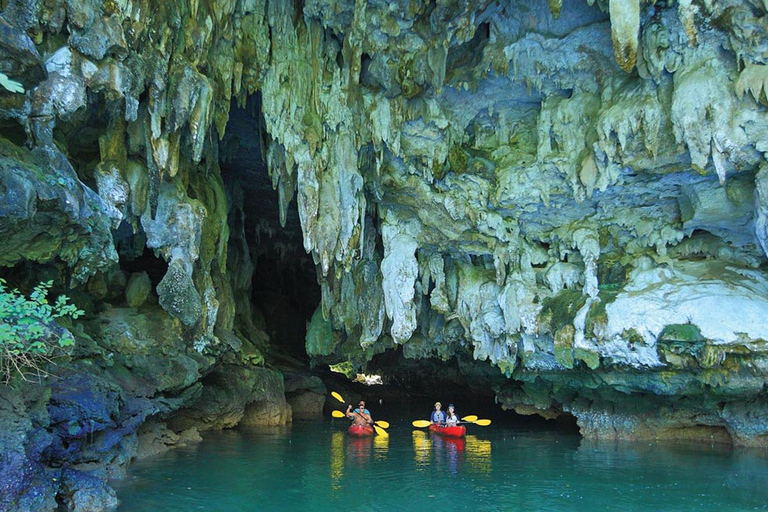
[429, 424, 466, 437]
[443, 436, 466, 451]
[348, 424, 374, 437]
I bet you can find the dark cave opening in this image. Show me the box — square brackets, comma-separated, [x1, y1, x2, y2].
[220, 94, 320, 366]
[118, 245, 169, 292]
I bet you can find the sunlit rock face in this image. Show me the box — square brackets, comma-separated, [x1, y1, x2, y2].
[274, 0, 768, 446]
[2, 4, 768, 500]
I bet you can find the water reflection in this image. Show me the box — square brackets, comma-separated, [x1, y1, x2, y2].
[412, 430, 492, 476]
[373, 434, 389, 460]
[347, 435, 373, 471]
[465, 435, 492, 474]
[413, 430, 431, 466]
[431, 434, 465, 475]
[330, 431, 344, 491]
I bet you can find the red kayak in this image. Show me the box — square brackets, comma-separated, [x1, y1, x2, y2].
[429, 424, 466, 438]
[348, 424, 374, 437]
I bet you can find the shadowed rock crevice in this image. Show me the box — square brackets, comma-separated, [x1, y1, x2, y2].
[220, 95, 321, 364]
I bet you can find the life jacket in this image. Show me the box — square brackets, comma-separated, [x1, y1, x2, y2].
[431, 410, 446, 423]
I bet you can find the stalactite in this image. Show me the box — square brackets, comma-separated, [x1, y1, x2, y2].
[609, 0, 640, 72]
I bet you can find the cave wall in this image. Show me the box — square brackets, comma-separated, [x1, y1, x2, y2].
[3, 0, 768, 509]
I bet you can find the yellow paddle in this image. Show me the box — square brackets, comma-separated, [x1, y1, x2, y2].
[464, 418, 492, 426]
[331, 392, 390, 428]
[462, 415, 478, 422]
[332, 409, 389, 429]
[413, 418, 491, 427]
[374, 425, 389, 437]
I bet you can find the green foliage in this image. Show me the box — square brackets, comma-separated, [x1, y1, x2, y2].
[0, 279, 84, 383]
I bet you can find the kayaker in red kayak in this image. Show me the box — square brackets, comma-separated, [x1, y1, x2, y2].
[346, 400, 373, 427]
[427, 403, 466, 437]
[445, 404, 460, 426]
[430, 402, 446, 425]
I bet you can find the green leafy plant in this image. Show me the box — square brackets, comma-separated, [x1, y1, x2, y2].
[0, 279, 84, 383]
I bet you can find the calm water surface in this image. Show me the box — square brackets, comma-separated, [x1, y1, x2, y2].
[115, 420, 768, 511]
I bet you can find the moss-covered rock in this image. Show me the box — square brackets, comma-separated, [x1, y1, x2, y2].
[157, 259, 202, 327]
[125, 272, 151, 308]
[539, 290, 588, 334]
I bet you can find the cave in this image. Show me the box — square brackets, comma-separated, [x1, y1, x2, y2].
[219, 94, 321, 365]
[4, 0, 768, 509]
[216, 94, 518, 419]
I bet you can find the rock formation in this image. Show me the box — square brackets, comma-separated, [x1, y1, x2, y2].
[2, 0, 768, 509]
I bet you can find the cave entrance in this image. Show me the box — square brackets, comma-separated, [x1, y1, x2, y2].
[220, 94, 320, 366]
[217, 98, 577, 435]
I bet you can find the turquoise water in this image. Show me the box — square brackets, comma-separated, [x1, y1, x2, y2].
[115, 420, 768, 511]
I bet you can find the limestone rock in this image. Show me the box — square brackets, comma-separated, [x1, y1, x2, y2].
[284, 372, 327, 420]
[125, 272, 152, 308]
[170, 365, 290, 431]
[157, 259, 202, 327]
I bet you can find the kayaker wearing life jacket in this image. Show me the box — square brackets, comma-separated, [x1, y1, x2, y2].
[346, 400, 373, 426]
[431, 402, 447, 425]
[445, 404, 460, 426]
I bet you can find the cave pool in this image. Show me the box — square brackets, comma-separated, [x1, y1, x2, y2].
[114, 419, 768, 511]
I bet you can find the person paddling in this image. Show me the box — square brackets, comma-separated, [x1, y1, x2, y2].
[346, 400, 373, 426]
[431, 402, 446, 426]
[445, 404, 460, 426]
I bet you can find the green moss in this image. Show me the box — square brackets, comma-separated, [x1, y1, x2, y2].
[397, 57, 423, 99]
[574, 347, 600, 370]
[240, 339, 265, 366]
[554, 325, 575, 369]
[584, 288, 620, 338]
[497, 358, 516, 378]
[657, 323, 707, 368]
[329, 361, 356, 379]
[658, 323, 705, 343]
[622, 328, 645, 346]
[697, 345, 725, 369]
[539, 290, 587, 333]
[447, 145, 469, 175]
[597, 261, 628, 288]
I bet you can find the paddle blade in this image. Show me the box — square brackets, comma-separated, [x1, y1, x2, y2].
[374, 425, 389, 437]
[462, 415, 478, 422]
[412, 420, 431, 428]
[475, 419, 492, 426]
[331, 410, 346, 418]
[331, 392, 345, 403]
[375, 420, 390, 429]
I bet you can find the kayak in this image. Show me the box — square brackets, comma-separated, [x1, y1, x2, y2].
[429, 424, 466, 438]
[348, 424, 374, 437]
